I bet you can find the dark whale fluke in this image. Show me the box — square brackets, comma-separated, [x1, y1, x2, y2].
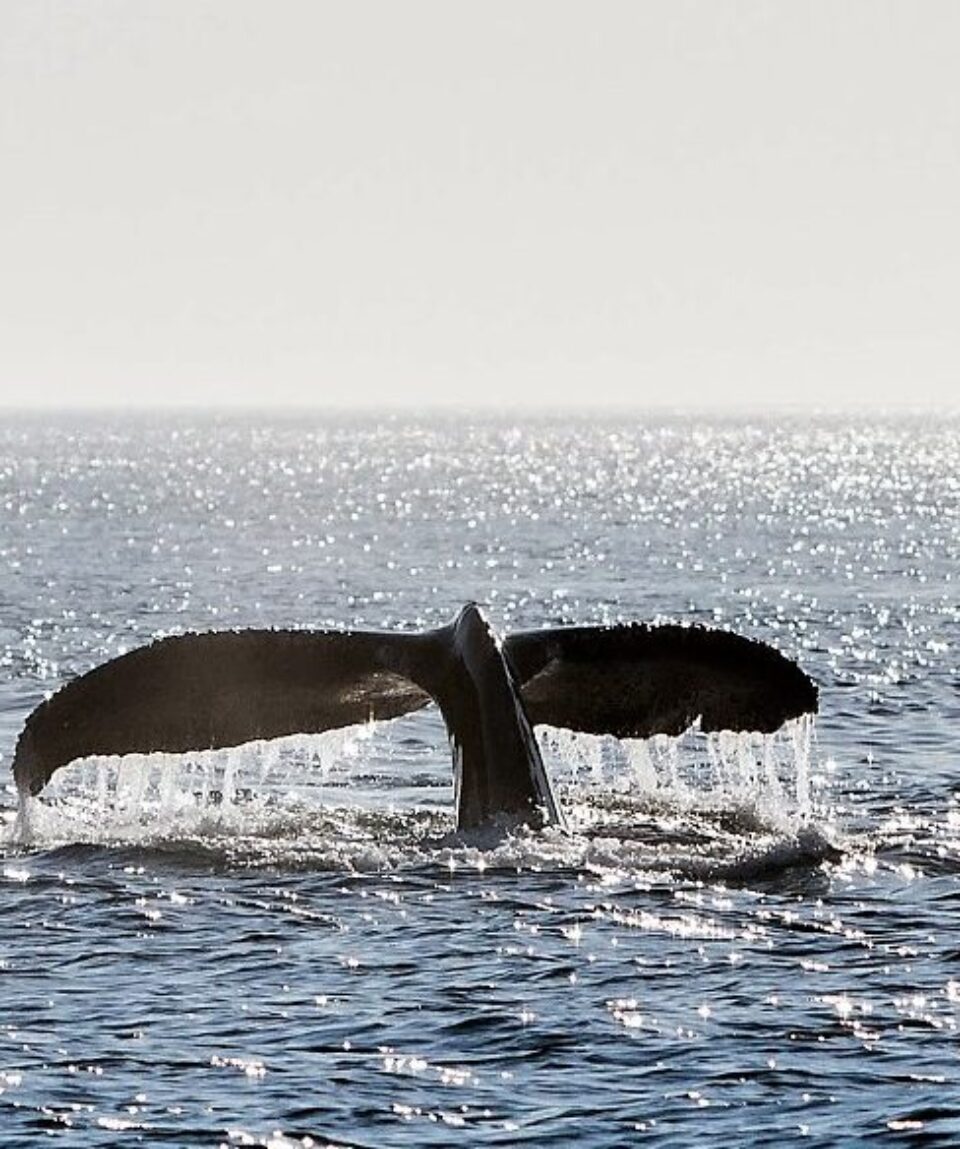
[11, 604, 817, 829]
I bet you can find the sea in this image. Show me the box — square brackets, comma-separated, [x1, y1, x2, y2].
[1, 410, 958, 1147]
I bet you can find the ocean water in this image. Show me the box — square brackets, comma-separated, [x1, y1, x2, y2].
[1, 410, 958, 1147]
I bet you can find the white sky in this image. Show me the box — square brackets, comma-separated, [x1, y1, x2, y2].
[1, 1, 958, 410]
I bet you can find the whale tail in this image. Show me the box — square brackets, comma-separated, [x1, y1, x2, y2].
[12, 607, 817, 828]
[503, 622, 817, 738]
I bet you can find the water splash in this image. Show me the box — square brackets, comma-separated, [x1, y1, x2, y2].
[538, 714, 819, 822]
[11, 725, 378, 849]
[5, 717, 838, 878]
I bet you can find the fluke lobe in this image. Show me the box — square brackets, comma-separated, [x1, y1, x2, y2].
[12, 604, 818, 830]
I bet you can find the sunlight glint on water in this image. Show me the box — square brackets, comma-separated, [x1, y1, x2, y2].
[1, 411, 959, 1147]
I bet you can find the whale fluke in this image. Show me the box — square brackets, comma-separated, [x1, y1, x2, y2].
[504, 623, 817, 738]
[11, 605, 818, 829]
[11, 629, 434, 798]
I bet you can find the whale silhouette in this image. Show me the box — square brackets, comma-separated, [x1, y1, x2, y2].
[11, 604, 818, 829]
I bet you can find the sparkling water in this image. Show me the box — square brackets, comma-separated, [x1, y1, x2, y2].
[1, 411, 958, 1145]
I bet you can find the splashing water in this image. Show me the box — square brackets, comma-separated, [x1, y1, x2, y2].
[6, 715, 838, 878]
[539, 714, 817, 819]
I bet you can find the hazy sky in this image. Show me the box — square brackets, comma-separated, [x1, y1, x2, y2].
[1, 1, 957, 410]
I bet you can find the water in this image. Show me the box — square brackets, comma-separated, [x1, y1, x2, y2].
[1, 410, 959, 1146]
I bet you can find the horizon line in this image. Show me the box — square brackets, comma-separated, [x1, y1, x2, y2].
[1, 399, 959, 419]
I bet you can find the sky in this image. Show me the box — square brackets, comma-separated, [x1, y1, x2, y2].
[0, 1, 958, 411]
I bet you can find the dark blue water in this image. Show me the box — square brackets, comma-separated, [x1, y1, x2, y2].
[2, 411, 959, 1146]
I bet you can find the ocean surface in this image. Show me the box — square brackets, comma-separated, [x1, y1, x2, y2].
[1, 410, 958, 1147]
